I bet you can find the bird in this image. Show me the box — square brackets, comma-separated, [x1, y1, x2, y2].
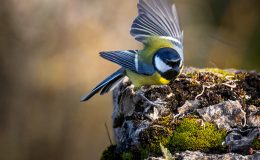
[81, 0, 184, 102]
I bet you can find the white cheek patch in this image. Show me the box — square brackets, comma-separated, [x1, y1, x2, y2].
[179, 60, 183, 68]
[154, 56, 172, 73]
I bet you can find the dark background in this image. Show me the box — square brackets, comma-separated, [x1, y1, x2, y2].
[0, 0, 259, 159]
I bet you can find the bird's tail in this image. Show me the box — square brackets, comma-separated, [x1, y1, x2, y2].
[81, 68, 125, 102]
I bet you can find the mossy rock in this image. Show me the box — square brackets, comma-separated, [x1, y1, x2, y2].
[139, 116, 174, 155]
[101, 118, 227, 159]
[169, 118, 226, 153]
[104, 67, 259, 159]
[139, 117, 226, 155]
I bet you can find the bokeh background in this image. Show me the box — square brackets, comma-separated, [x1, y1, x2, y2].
[0, 0, 259, 159]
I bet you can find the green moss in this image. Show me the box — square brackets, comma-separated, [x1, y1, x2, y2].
[157, 116, 175, 134]
[185, 72, 198, 79]
[101, 118, 227, 159]
[101, 145, 119, 160]
[149, 135, 171, 155]
[101, 145, 149, 160]
[140, 116, 174, 155]
[252, 137, 260, 150]
[234, 72, 247, 80]
[185, 68, 235, 79]
[139, 147, 149, 160]
[169, 118, 226, 153]
[122, 152, 133, 160]
[140, 117, 227, 155]
[201, 68, 235, 77]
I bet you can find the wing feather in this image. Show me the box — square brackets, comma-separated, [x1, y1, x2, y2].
[130, 0, 183, 44]
[100, 50, 155, 75]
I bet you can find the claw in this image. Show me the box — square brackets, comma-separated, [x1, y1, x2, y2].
[136, 91, 165, 107]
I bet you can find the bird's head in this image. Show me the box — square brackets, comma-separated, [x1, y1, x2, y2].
[153, 48, 183, 81]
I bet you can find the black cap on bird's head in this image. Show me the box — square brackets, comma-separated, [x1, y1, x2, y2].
[153, 48, 182, 81]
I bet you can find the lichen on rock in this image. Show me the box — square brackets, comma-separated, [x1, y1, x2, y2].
[225, 128, 260, 154]
[197, 100, 246, 130]
[101, 67, 260, 159]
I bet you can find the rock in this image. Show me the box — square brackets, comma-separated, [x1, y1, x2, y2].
[247, 105, 260, 127]
[197, 100, 246, 130]
[173, 151, 260, 160]
[225, 128, 260, 153]
[149, 151, 260, 160]
[101, 68, 260, 160]
[176, 100, 200, 118]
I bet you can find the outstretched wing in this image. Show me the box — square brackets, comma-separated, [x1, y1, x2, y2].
[100, 50, 155, 75]
[130, 0, 183, 44]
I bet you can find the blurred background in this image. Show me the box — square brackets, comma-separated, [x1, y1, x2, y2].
[0, 0, 259, 159]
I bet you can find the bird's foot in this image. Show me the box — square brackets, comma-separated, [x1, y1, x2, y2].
[136, 91, 166, 107]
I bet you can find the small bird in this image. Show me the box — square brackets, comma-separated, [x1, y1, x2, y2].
[81, 0, 184, 101]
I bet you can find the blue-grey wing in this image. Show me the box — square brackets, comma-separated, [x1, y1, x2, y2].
[130, 0, 184, 59]
[131, 0, 183, 43]
[100, 50, 155, 75]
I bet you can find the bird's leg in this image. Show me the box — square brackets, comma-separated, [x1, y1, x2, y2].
[135, 91, 166, 107]
[136, 91, 159, 106]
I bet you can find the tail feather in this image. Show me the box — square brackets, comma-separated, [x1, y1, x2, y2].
[100, 77, 124, 95]
[81, 68, 125, 102]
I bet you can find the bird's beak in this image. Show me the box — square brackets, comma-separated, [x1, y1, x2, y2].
[167, 67, 180, 81]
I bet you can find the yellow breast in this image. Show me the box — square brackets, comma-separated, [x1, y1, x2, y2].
[126, 70, 170, 88]
[125, 36, 176, 88]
